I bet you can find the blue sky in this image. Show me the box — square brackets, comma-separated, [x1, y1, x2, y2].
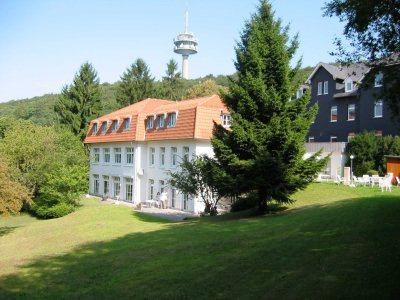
[0, 0, 344, 102]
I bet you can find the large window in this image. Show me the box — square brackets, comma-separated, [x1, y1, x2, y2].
[317, 82, 322, 95]
[149, 179, 155, 200]
[183, 194, 189, 210]
[93, 174, 99, 195]
[374, 72, 383, 87]
[171, 147, 178, 167]
[374, 100, 383, 118]
[146, 117, 154, 129]
[330, 106, 338, 122]
[125, 178, 133, 201]
[123, 118, 130, 131]
[103, 175, 109, 196]
[323, 81, 329, 95]
[111, 120, 118, 132]
[183, 146, 190, 161]
[160, 147, 165, 167]
[93, 148, 100, 163]
[221, 114, 231, 127]
[348, 104, 356, 121]
[149, 147, 155, 166]
[126, 147, 134, 164]
[168, 113, 176, 127]
[103, 148, 110, 163]
[114, 148, 122, 164]
[171, 188, 176, 208]
[113, 177, 120, 198]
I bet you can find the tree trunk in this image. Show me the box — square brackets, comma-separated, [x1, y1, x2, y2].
[257, 190, 268, 213]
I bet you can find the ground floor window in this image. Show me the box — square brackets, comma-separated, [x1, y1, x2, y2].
[103, 175, 109, 196]
[159, 180, 165, 193]
[183, 194, 189, 210]
[125, 178, 133, 201]
[93, 174, 99, 195]
[149, 179, 155, 200]
[171, 188, 176, 208]
[113, 177, 121, 198]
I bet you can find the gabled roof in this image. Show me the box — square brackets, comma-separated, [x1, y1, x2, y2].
[307, 62, 370, 83]
[84, 94, 228, 144]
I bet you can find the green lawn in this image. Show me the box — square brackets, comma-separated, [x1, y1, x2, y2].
[1, 183, 400, 299]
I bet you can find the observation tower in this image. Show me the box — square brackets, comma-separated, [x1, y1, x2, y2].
[173, 10, 198, 79]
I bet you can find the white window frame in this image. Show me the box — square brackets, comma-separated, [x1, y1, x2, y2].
[347, 104, 356, 121]
[308, 136, 315, 143]
[221, 114, 231, 127]
[93, 174, 100, 195]
[146, 117, 154, 129]
[113, 177, 121, 198]
[183, 146, 190, 161]
[125, 177, 133, 201]
[92, 123, 98, 134]
[149, 179, 155, 200]
[374, 100, 383, 118]
[171, 147, 178, 167]
[114, 148, 122, 164]
[171, 188, 176, 208]
[296, 89, 303, 99]
[183, 194, 189, 210]
[126, 147, 134, 165]
[345, 78, 353, 92]
[123, 118, 130, 131]
[111, 120, 118, 132]
[330, 106, 338, 122]
[374, 72, 383, 87]
[158, 115, 165, 128]
[168, 113, 176, 127]
[93, 148, 100, 163]
[103, 148, 110, 163]
[159, 180, 165, 193]
[317, 82, 323, 95]
[101, 121, 108, 134]
[103, 175, 110, 196]
[149, 147, 155, 166]
[330, 136, 338, 143]
[323, 81, 329, 95]
[160, 147, 165, 167]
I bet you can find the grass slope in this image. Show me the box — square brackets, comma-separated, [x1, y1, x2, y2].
[0, 183, 399, 299]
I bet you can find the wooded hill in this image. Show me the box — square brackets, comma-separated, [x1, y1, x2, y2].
[0, 67, 313, 125]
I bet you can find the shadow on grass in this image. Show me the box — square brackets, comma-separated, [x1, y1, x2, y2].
[0, 226, 17, 237]
[0, 195, 400, 299]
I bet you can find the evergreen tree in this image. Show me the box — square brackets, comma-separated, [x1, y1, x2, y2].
[55, 62, 102, 141]
[116, 58, 155, 106]
[159, 59, 183, 100]
[212, 0, 327, 212]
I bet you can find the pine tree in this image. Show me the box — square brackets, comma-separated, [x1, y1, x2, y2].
[55, 62, 102, 141]
[116, 58, 155, 106]
[160, 59, 183, 100]
[212, 0, 327, 212]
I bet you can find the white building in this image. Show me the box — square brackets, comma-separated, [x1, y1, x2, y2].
[84, 95, 230, 213]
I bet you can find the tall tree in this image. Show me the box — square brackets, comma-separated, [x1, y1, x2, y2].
[159, 59, 183, 100]
[116, 58, 155, 107]
[185, 79, 226, 99]
[55, 62, 102, 140]
[323, 0, 400, 121]
[212, 0, 327, 212]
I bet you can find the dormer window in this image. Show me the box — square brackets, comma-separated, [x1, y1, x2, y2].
[158, 115, 165, 128]
[123, 118, 130, 131]
[374, 72, 383, 87]
[111, 120, 118, 132]
[101, 121, 107, 134]
[296, 89, 303, 99]
[92, 123, 98, 134]
[345, 78, 353, 92]
[168, 113, 176, 127]
[146, 116, 154, 129]
[221, 114, 231, 127]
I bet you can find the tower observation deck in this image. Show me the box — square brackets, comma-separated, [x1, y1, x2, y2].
[173, 10, 198, 79]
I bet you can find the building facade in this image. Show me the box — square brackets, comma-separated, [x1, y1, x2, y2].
[84, 95, 229, 213]
[307, 62, 399, 143]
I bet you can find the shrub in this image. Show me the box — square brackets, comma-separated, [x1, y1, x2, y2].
[231, 193, 259, 212]
[31, 202, 75, 219]
[367, 170, 379, 176]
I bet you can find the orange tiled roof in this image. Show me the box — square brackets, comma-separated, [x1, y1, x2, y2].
[83, 94, 229, 144]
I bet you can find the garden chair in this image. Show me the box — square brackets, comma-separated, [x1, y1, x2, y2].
[334, 175, 343, 185]
[396, 176, 400, 187]
[379, 177, 392, 192]
[362, 175, 371, 186]
[371, 175, 380, 187]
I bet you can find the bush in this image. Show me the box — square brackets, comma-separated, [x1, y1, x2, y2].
[231, 194, 259, 212]
[31, 202, 75, 219]
[367, 170, 379, 176]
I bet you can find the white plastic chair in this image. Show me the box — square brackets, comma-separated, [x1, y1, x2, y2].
[396, 176, 400, 187]
[362, 175, 371, 186]
[379, 177, 392, 192]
